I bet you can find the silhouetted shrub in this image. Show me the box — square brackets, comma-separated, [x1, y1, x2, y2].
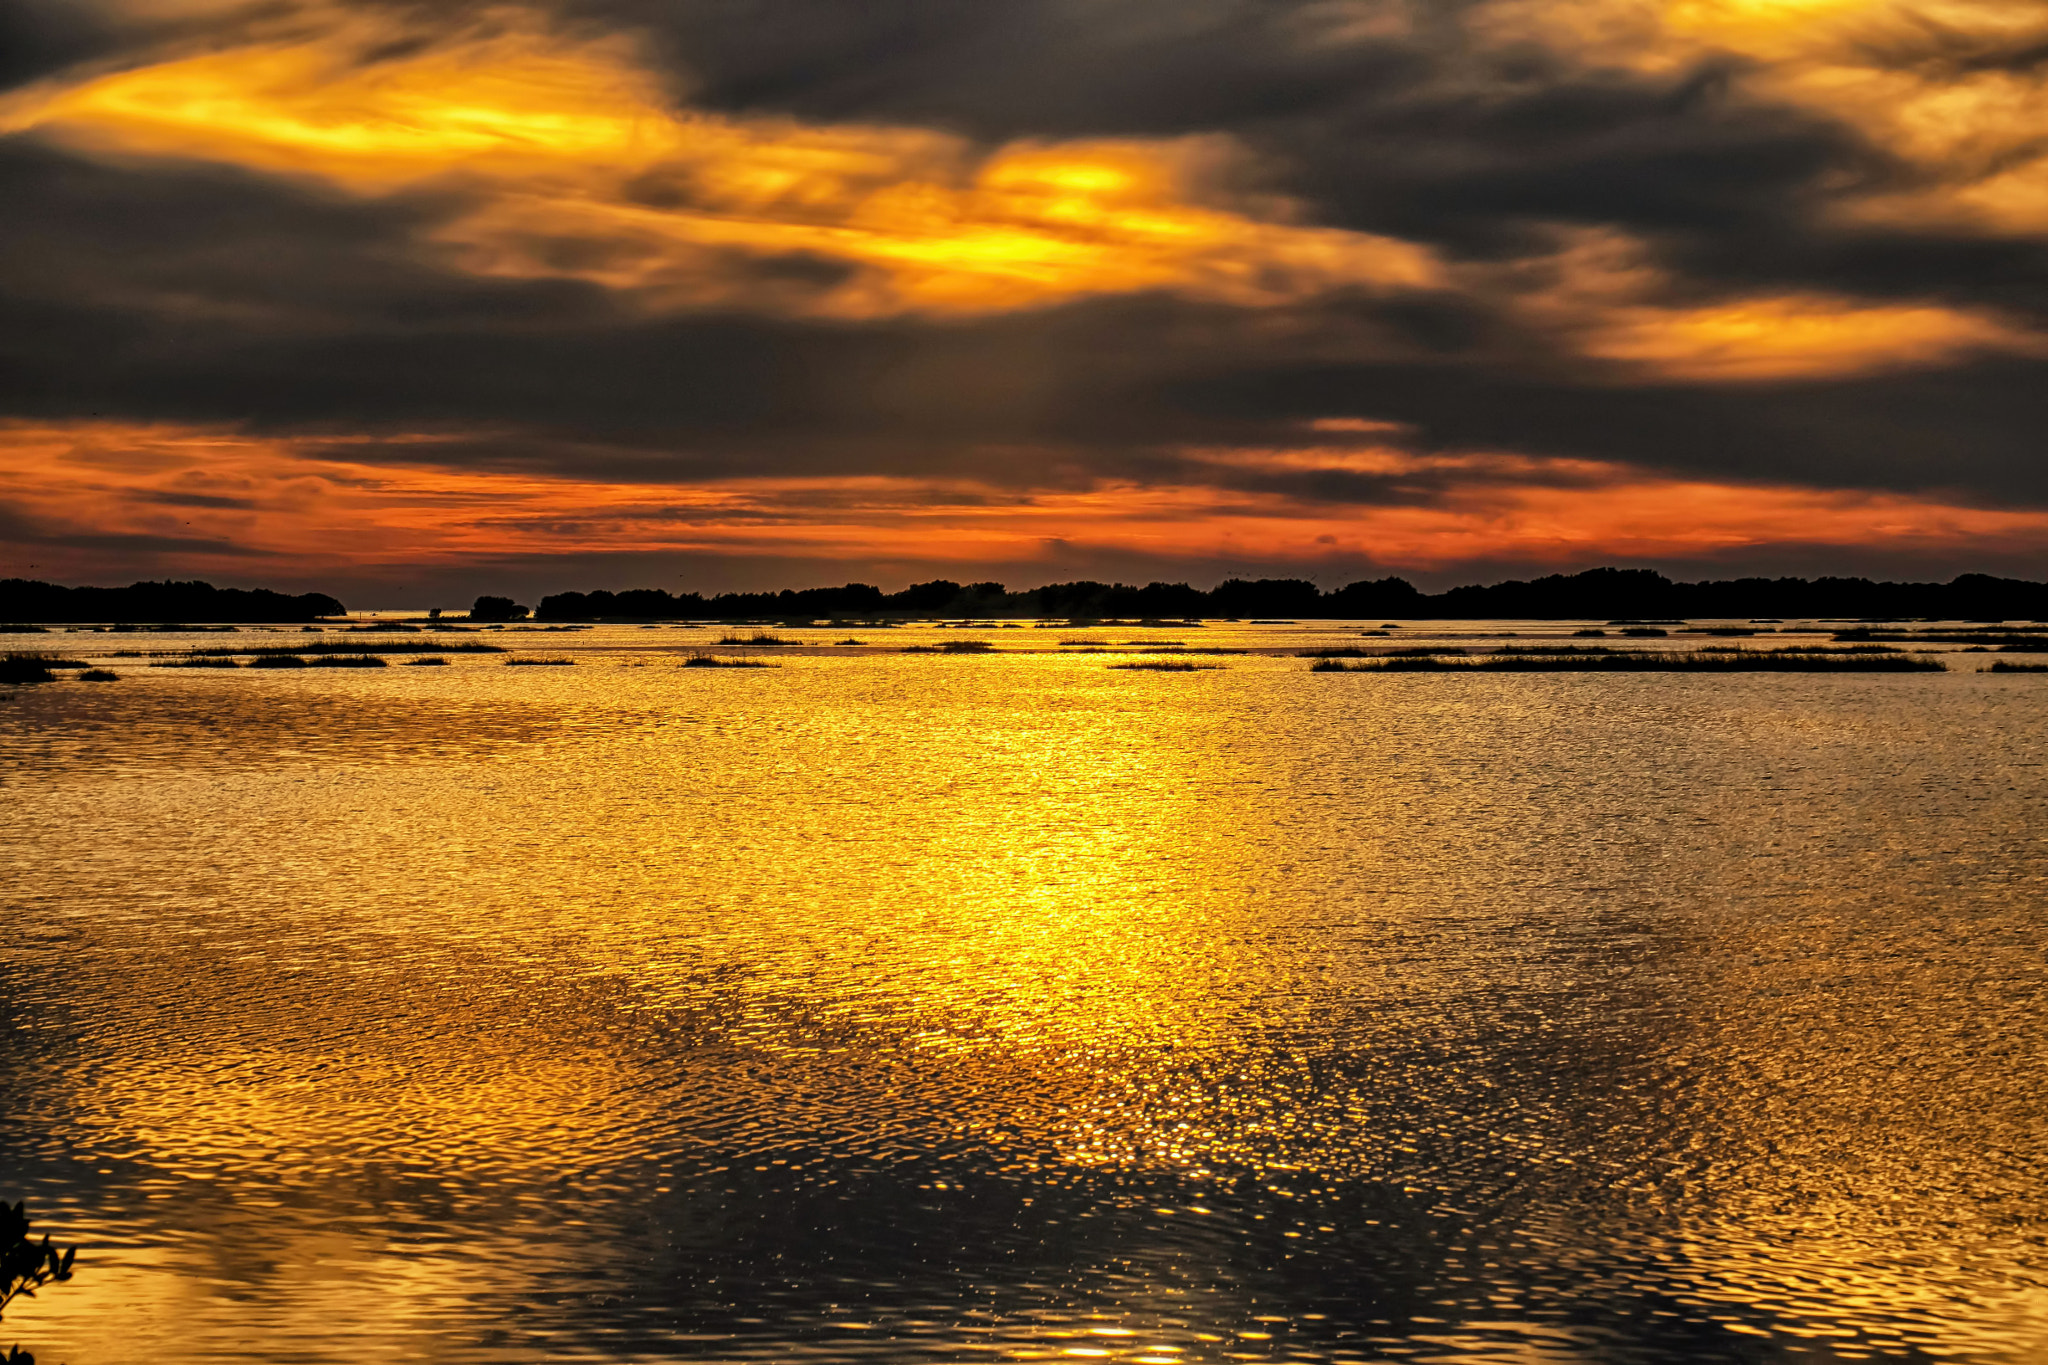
[78, 669, 119, 681]
[0, 655, 58, 683]
[470, 596, 530, 622]
[3, 1200, 75, 1364]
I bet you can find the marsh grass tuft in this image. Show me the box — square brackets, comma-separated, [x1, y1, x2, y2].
[406, 656, 450, 666]
[0, 654, 56, 684]
[1984, 660, 2048, 673]
[716, 632, 794, 646]
[305, 654, 387, 668]
[505, 657, 574, 666]
[903, 640, 995, 653]
[1315, 649, 1945, 673]
[681, 651, 777, 668]
[246, 654, 309, 668]
[1110, 660, 1219, 671]
[78, 668, 120, 681]
[1699, 643, 1901, 655]
[2, 653, 91, 683]
[154, 656, 241, 668]
[150, 641, 503, 659]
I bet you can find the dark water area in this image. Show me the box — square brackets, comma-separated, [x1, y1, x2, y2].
[2, 622, 2043, 1362]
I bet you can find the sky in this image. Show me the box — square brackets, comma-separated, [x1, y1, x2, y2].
[2, 0, 2046, 602]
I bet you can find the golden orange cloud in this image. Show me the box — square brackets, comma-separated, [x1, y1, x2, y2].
[1486, 0, 2048, 235]
[8, 421, 2048, 581]
[0, 23, 1438, 317]
[6, 5, 2040, 378]
[1468, 228, 2046, 381]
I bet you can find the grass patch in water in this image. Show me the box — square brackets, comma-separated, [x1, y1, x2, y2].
[1984, 660, 2048, 673]
[1835, 629, 2048, 648]
[1314, 649, 1945, 673]
[1110, 660, 1220, 671]
[406, 656, 450, 666]
[154, 656, 241, 668]
[1698, 643, 1901, 655]
[1, 653, 64, 683]
[305, 654, 388, 668]
[144, 641, 503, 659]
[716, 632, 794, 646]
[505, 657, 575, 666]
[246, 654, 309, 669]
[78, 668, 120, 681]
[903, 640, 996, 653]
[681, 652, 777, 668]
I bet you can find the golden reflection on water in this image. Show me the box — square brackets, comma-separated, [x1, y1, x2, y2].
[1, 625, 2044, 1362]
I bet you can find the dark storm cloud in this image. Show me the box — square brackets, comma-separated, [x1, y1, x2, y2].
[3, 126, 2045, 505]
[563, 0, 2048, 325]
[0, 0, 113, 93]
[0, 500, 271, 557]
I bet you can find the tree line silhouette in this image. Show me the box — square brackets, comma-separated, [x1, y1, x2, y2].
[535, 568, 2048, 622]
[1, 579, 343, 623]
[6, 568, 2045, 624]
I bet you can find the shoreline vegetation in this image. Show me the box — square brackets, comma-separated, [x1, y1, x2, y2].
[530, 567, 2048, 623]
[8, 568, 2048, 626]
[1, 579, 340, 622]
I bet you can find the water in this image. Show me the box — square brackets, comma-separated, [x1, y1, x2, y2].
[2, 622, 2044, 1362]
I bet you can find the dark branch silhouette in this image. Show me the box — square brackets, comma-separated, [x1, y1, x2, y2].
[2, 1201, 75, 1365]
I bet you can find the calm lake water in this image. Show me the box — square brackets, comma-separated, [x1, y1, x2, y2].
[2, 621, 2043, 1363]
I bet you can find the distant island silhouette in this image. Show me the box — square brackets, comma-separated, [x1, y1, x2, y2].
[7, 569, 2046, 624]
[534, 568, 2048, 622]
[1, 579, 343, 623]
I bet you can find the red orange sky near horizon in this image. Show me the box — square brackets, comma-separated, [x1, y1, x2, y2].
[3, 0, 2047, 594]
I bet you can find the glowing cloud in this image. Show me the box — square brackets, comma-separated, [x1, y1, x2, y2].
[2, 25, 1439, 317]
[8, 421, 2047, 583]
[1581, 294, 2046, 380]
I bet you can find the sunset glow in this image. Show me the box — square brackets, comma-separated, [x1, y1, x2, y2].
[9, 421, 2045, 589]
[2, 0, 2045, 590]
